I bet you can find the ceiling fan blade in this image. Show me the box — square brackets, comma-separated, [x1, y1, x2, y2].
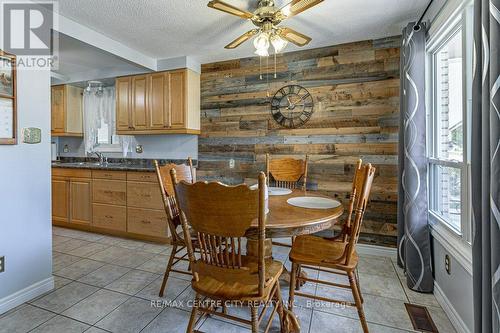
[225, 29, 259, 49]
[207, 0, 254, 20]
[278, 0, 324, 18]
[278, 27, 312, 47]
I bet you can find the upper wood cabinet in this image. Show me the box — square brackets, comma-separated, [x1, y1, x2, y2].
[51, 85, 84, 137]
[116, 77, 132, 132]
[149, 72, 170, 129]
[131, 75, 149, 130]
[116, 68, 200, 135]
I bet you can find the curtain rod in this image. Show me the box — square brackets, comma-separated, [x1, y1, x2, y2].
[413, 0, 434, 31]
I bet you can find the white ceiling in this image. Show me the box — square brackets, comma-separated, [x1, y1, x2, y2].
[56, 0, 428, 64]
[52, 33, 149, 84]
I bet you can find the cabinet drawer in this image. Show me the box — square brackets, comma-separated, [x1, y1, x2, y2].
[93, 179, 127, 205]
[127, 182, 163, 209]
[92, 204, 126, 231]
[53, 168, 91, 179]
[127, 171, 158, 183]
[127, 207, 168, 237]
[92, 170, 127, 180]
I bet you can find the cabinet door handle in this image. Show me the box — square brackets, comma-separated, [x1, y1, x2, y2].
[105, 215, 113, 219]
[141, 194, 151, 198]
[103, 190, 114, 194]
[141, 220, 151, 224]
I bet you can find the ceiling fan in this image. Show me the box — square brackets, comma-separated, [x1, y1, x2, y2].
[207, 0, 324, 56]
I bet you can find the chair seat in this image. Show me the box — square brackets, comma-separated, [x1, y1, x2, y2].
[192, 257, 283, 301]
[289, 235, 358, 271]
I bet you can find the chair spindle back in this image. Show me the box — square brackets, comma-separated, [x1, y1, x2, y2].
[155, 158, 195, 242]
[171, 171, 269, 296]
[342, 163, 376, 265]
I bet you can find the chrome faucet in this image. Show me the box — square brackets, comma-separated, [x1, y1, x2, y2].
[91, 151, 105, 164]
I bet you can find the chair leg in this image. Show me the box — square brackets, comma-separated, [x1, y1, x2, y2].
[159, 244, 177, 297]
[355, 268, 364, 304]
[295, 264, 302, 291]
[274, 281, 284, 322]
[250, 304, 259, 333]
[186, 293, 200, 333]
[288, 262, 298, 311]
[349, 271, 368, 333]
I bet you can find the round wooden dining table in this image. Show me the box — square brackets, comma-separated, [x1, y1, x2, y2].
[245, 189, 344, 259]
[244, 189, 343, 333]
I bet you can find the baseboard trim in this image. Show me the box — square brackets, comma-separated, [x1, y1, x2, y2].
[357, 244, 397, 259]
[434, 282, 471, 333]
[0, 277, 54, 315]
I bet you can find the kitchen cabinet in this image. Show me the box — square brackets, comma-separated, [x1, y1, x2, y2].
[149, 72, 169, 129]
[52, 178, 69, 223]
[52, 168, 92, 226]
[116, 68, 200, 135]
[116, 77, 132, 131]
[70, 179, 92, 225]
[51, 85, 84, 137]
[92, 203, 127, 232]
[51, 167, 170, 243]
[93, 179, 127, 206]
[131, 75, 149, 130]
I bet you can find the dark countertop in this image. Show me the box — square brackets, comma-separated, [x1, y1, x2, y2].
[51, 157, 197, 172]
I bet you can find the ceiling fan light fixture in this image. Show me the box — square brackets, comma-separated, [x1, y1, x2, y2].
[270, 34, 288, 53]
[253, 31, 270, 51]
[255, 48, 269, 57]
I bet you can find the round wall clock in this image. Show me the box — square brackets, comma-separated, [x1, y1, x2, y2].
[270, 85, 314, 128]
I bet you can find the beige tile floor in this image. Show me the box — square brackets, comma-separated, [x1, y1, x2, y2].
[0, 227, 456, 333]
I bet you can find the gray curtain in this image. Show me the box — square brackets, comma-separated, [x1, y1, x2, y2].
[472, 0, 500, 332]
[397, 23, 433, 293]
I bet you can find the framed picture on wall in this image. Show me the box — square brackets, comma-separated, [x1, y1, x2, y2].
[0, 51, 16, 145]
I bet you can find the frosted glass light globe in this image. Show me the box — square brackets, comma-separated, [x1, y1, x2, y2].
[253, 32, 270, 51]
[270, 35, 288, 53]
[255, 48, 269, 57]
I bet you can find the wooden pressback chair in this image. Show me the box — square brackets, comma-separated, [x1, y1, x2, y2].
[265, 153, 309, 190]
[155, 158, 195, 297]
[266, 153, 308, 248]
[288, 161, 376, 333]
[171, 171, 285, 333]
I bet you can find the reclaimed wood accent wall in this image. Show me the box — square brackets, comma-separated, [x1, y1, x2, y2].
[198, 36, 400, 246]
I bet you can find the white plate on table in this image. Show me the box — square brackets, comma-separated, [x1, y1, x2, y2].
[249, 184, 292, 196]
[287, 196, 341, 209]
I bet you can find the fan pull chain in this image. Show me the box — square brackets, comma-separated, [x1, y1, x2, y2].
[266, 55, 270, 98]
[274, 52, 277, 79]
[259, 56, 262, 80]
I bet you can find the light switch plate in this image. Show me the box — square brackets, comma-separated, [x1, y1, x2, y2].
[22, 127, 42, 144]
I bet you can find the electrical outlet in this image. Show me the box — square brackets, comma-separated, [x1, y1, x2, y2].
[0, 256, 4, 273]
[445, 254, 451, 275]
[229, 158, 235, 169]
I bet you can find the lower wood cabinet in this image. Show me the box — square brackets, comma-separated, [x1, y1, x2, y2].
[127, 207, 168, 237]
[52, 167, 170, 243]
[52, 168, 91, 226]
[127, 182, 163, 209]
[70, 179, 92, 225]
[93, 179, 127, 206]
[92, 203, 127, 231]
[52, 178, 69, 223]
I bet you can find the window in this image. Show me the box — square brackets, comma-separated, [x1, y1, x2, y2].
[427, 4, 473, 244]
[95, 118, 121, 152]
